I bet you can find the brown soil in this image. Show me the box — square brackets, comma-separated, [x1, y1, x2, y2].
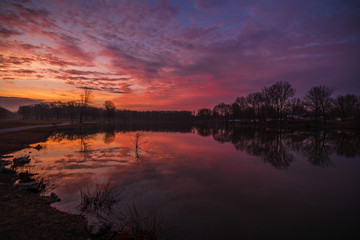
[0, 172, 91, 240]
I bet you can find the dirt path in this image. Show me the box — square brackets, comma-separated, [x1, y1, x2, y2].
[0, 122, 71, 134]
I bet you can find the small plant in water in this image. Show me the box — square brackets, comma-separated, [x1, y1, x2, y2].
[132, 132, 148, 162]
[132, 132, 147, 150]
[79, 179, 119, 212]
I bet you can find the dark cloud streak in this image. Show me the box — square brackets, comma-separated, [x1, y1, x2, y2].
[0, 0, 359, 109]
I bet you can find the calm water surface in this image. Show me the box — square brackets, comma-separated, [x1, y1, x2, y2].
[11, 126, 360, 239]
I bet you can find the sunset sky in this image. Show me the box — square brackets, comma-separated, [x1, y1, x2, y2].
[0, 0, 359, 111]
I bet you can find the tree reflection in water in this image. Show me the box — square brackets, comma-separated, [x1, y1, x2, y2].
[25, 123, 359, 239]
[104, 127, 115, 145]
[132, 132, 147, 163]
[195, 124, 360, 169]
[302, 130, 333, 168]
[48, 123, 360, 169]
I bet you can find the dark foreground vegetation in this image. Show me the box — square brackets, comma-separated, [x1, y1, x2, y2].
[0, 82, 357, 127]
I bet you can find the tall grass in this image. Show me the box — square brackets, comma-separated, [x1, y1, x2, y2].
[112, 203, 166, 240]
[79, 179, 119, 212]
[79, 180, 170, 239]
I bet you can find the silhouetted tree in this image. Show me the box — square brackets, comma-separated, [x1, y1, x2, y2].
[197, 108, 212, 121]
[18, 105, 32, 119]
[79, 89, 93, 124]
[33, 103, 50, 120]
[334, 94, 358, 121]
[262, 81, 295, 121]
[212, 103, 232, 121]
[50, 101, 63, 120]
[104, 100, 116, 123]
[0, 106, 14, 119]
[305, 86, 334, 124]
[232, 97, 248, 122]
[247, 92, 263, 122]
[287, 98, 306, 119]
[66, 101, 78, 124]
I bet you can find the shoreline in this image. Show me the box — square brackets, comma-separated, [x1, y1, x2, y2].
[0, 124, 94, 240]
[0, 171, 91, 240]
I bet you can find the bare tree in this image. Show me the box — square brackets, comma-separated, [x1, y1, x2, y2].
[264, 81, 295, 121]
[277, 81, 295, 120]
[104, 100, 116, 123]
[247, 92, 263, 122]
[287, 98, 306, 117]
[305, 86, 334, 124]
[79, 89, 93, 124]
[333, 94, 358, 121]
[212, 103, 232, 121]
[232, 97, 248, 121]
[66, 101, 78, 124]
[50, 101, 63, 120]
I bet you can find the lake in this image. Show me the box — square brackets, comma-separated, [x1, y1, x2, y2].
[10, 124, 360, 239]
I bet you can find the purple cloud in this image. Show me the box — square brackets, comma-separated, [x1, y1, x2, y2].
[0, 0, 359, 109]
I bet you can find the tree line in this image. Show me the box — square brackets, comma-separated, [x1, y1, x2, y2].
[17, 102, 194, 123]
[196, 82, 360, 124]
[17, 89, 194, 123]
[12, 82, 360, 124]
[0, 106, 16, 119]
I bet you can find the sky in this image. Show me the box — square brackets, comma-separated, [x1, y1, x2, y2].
[0, 0, 359, 111]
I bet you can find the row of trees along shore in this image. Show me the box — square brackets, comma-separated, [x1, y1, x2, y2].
[198, 82, 360, 124]
[17, 89, 194, 123]
[15, 82, 360, 124]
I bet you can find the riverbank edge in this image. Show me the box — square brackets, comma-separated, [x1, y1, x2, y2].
[0, 124, 99, 240]
[0, 170, 92, 240]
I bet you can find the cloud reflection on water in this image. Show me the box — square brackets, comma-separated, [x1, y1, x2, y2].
[10, 125, 360, 239]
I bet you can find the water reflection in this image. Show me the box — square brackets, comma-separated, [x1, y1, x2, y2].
[44, 124, 360, 170]
[9, 124, 360, 239]
[104, 127, 115, 145]
[195, 125, 360, 168]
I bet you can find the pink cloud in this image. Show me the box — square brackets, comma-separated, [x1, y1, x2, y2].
[0, 0, 359, 110]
